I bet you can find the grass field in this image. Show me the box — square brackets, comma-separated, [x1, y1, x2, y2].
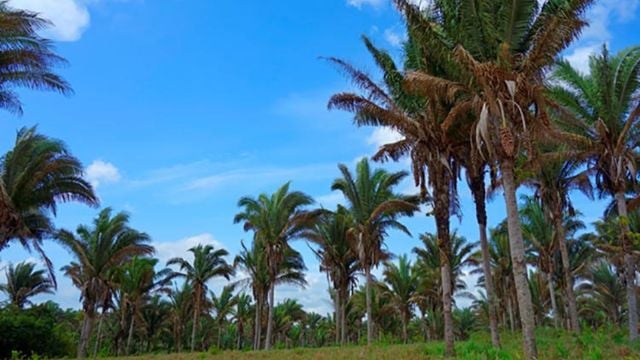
[107, 328, 640, 359]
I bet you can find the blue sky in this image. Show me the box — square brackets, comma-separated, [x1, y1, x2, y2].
[0, 0, 639, 314]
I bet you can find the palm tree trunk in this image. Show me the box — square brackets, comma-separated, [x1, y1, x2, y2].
[545, 271, 560, 329]
[92, 308, 105, 359]
[78, 310, 94, 359]
[254, 297, 262, 350]
[365, 266, 373, 346]
[191, 289, 201, 352]
[554, 212, 580, 332]
[507, 296, 515, 332]
[237, 321, 243, 350]
[440, 261, 454, 356]
[217, 322, 222, 349]
[615, 191, 638, 341]
[340, 287, 347, 345]
[500, 160, 538, 360]
[126, 311, 136, 355]
[265, 284, 275, 350]
[402, 313, 408, 343]
[434, 177, 455, 357]
[335, 289, 340, 345]
[470, 174, 501, 347]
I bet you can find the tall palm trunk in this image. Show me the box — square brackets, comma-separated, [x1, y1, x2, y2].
[500, 160, 537, 360]
[365, 266, 373, 346]
[265, 283, 275, 350]
[191, 288, 201, 352]
[92, 308, 106, 359]
[340, 286, 347, 345]
[335, 290, 340, 345]
[470, 174, 501, 347]
[615, 191, 638, 341]
[401, 312, 408, 343]
[237, 320, 244, 350]
[553, 211, 579, 332]
[254, 297, 262, 350]
[78, 310, 94, 359]
[126, 311, 136, 355]
[434, 176, 454, 357]
[545, 271, 560, 328]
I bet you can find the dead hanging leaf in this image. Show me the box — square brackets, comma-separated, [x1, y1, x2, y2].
[505, 80, 516, 98]
[476, 103, 490, 153]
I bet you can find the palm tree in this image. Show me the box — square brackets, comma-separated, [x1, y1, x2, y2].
[168, 282, 193, 352]
[211, 284, 238, 349]
[167, 244, 233, 352]
[232, 293, 252, 350]
[141, 295, 171, 353]
[0, 1, 72, 114]
[394, 1, 593, 357]
[520, 147, 592, 332]
[58, 208, 153, 359]
[327, 32, 463, 355]
[0, 261, 53, 308]
[305, 206, 359, 345]
[520, 197, 561, 328]
[578, 260, 626, 327]
[115, 256, 171, 355]
[234, 182, 319, 350]
[0, 127, 98, 282]
[549, 46, 640, 340]
[233, 239, 307, 350]
[330, 158, 418, 345]
[382, 254, 418, 343]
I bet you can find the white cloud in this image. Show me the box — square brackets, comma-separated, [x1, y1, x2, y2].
[384, 28, 404, 48]
[86, 160, 121, 188]
[8, 0, 90, 41]
[565, 44, 600, 74]
[154, 233, 225, 266]
[367, 127, 403, 148]
[564, 0, 640, 73]
[346, 0, 385, 9]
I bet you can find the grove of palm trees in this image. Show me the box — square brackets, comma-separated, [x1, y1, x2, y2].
[1, 0, 640, 359]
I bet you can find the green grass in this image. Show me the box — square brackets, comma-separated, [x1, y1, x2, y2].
[104, 328, 640, 359]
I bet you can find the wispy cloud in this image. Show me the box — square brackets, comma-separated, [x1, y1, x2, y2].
[367, 127, 403, 148]
[384, 28, 404, 48]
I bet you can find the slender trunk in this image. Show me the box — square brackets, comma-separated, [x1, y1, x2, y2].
[78, 310, 94, 359]
[402, 313, 408, 343]
[616, 191, 638, 341]
[265, 284, 275, 350]
[92, 308, 105, 359]
[191, 288, 201, 352]
[545, 271, 560, 329]
[340, 287, 347, 345]
[440, 261, 454, 356]
[126, 310, 136, 355]
[254, 297, 262, 350]
[217, 321, 222, 349]
[554, 212, 580, 332]
[365, 266, 373, 346]
[237, 321, 243, 350]
[470, 174, 501, 347]
[500, 160, 538, 360]
[335, 290, 340, 345]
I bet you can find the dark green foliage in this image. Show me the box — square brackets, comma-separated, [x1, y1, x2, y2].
[0, 302, 78, 358]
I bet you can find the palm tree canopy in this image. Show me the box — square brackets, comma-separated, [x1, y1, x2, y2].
[0, 127, 98, 283]
[332, 158, 418, 269]
[58, 208, 153, 313]
[0, 261, 53, 308]
[0, 1, 73, 114]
